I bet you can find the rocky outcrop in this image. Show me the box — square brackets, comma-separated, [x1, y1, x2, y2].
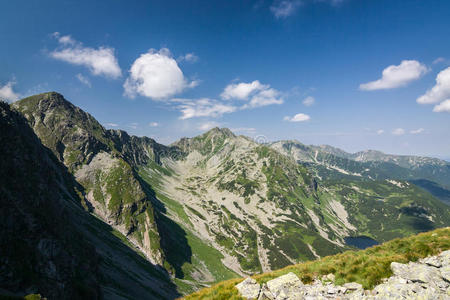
[236, 250, 450, 299]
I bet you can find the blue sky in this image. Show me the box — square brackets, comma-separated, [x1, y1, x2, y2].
[1, 0, 450, 158]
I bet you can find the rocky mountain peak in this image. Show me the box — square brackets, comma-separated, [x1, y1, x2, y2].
[205, 127, 235, 138]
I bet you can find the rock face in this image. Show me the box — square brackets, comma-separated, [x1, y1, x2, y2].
[1, 99, 179, 299]
[236, 250, 450, 299]
[13, 92, 167, 266]
[0, 101, 101, 299]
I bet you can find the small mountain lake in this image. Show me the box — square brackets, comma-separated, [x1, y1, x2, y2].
[345, 236, 379, 249]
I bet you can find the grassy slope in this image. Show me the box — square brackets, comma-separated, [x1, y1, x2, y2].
[138, 164, 238, 295]
[184, 227, 450, 300]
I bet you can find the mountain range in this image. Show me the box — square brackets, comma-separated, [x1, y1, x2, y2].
[1, 92, 449, 299]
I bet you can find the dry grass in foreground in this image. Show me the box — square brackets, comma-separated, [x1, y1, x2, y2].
[183, 227, 450, 300]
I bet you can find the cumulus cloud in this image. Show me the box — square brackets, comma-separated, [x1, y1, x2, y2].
[124, 48, 197, 100]
[221, 80, 266, 100]
[410, 128, 424, 134]
[0, 81, 20, 102]
[360, 60, 428, 91]
[284, 113, 311, 122]
[76, 73, 91, 87]
[417, 67, 450, 104]
[376, 129, 384, 135]
[392, 128, 405, 136]
[198, 121, 221, 131]
[50, 33, 121, 78]
[149, 122, 159, 127]
[178, 53, 199, 63]
[221, 80, 283, 109]
[270, 0, 301, 18]
[174, 98, 237, 120]
[433, 99, 450, 113]
[302, 96, 315, 106]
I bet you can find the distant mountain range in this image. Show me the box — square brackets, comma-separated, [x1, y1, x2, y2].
[1, 92, 449, 299]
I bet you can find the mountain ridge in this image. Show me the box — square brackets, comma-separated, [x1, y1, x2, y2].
[4, 92, 450, 298]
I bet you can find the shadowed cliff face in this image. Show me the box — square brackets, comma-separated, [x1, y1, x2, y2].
[0, 100, 102, 299]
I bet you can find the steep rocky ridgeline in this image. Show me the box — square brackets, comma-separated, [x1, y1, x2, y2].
[0, 101, 101, 299]
[1, 99, 179, 299]
[13, 92, 166, 267]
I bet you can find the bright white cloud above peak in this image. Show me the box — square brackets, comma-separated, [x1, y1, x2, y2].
[221, 80, 284, 109]
[221, 80, 267, 100]
[360, 60, 428, 91]
[50, 33, 122, 79]
[124, 48, 197, 100]
[417, 67, 450, 105]
[0, 81, 20, 102]
[284, 113, 310, 122]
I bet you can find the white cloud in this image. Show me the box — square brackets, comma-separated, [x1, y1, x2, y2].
[221, 80, 267, 100]
[149, 122, 159, 127]
[433, 57, 446, 65]
[433, 99, 450, 113]
[360, 60, 428, 91]
[245, 87, 284, 108]
[270, 0, 301, 18]
[302, 96, 315, 106]
[284, 113, 310, 122]
[52, 32, 76, 45]
[417, 67, 450, 104]
[410, 128, 424, 134]
[230, 127, 257, 134]
[105, 123, 118, 127]
[376, 129, 384, 135]
[76, 73, 91, 87]
[221, 80, 284, 109]
[198, 121, 221, 131]
[124, 48, 197, 100]
[178, 53, 199, 63]
[50, 33, 121, 78]
[1, 81, 21, 102]
[392, 128, 405, 135]
[0, 81, 20, 102]
[174, 98, 237, 120]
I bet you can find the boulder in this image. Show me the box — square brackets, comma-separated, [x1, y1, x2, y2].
[236, 278, 261, 299]
[258, 283, 274, 300]
[266, 272, 304, 299]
